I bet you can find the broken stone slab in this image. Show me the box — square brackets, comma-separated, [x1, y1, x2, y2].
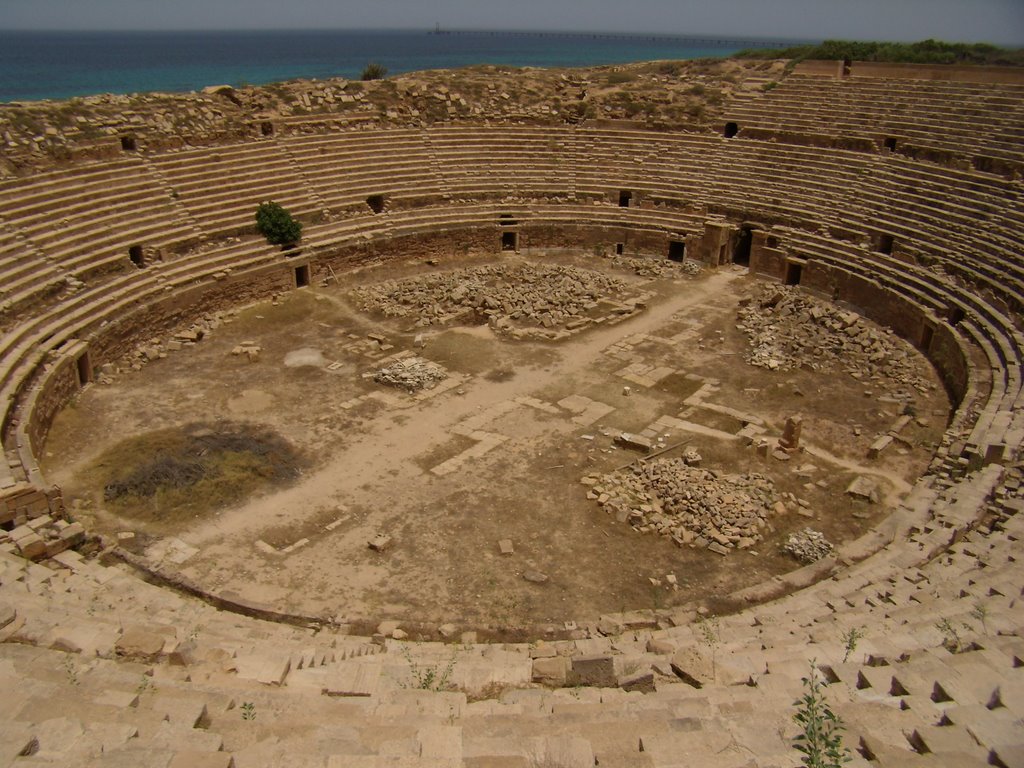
[596, 616, 624, 636]
[115, 626, 167, 661]
[614, 432, 653, 453]
[437, 623, 458, 639]
[868, 435, 893, 459]
[368, 534, 392, 552]
[523, 570, 549, 584]
[498, 539, 514, 555]
[619, 669, 656, 693]
[846, 476, 880, 503]
[669, 646, 714, 688]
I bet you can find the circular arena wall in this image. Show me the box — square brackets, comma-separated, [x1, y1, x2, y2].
[0, 61, 1022, 766]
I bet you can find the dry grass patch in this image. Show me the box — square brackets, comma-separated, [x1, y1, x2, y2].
[86, 422, 305, 525]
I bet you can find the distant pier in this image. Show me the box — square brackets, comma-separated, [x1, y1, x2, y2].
[428, 28, 793, 49]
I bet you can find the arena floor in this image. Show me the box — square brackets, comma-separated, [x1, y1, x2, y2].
[42, 250, 950, 638]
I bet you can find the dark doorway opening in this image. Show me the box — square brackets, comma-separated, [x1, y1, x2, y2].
[784, 261, 803, 286]
[501, 231, 518, 251]
[920, 323, 934, 351]
[724, 122, 739, 139]
[615, 243, 624, 255]
[76, 352, 92, 387]
[618, 190, 632, 208]
[667, 240, 685, 262]
[120, 136, 137, 152]
[294, 264, 310, 288]
[366, 194, 386, 214]
[733, 225, 753, 266]
[260, 121, 274, 137]
[766, 235, 779, 248]
[128, 244, 144, 268]
[877, 234, 894, 255]
[948, 306, 965, 326]
[883, 137, 898, 151]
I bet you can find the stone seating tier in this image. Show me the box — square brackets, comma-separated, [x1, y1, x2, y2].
[0, 108, 1021, 766]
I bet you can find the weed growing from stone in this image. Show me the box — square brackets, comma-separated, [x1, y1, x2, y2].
[792, 661, 851, 768]
[400, 646, 457, 692]
[841, 627, 865, 663]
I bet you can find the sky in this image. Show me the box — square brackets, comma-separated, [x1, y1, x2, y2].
[1, 0, 1022, 46]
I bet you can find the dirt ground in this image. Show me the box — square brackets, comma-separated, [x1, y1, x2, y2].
[42, 250, 951, 639]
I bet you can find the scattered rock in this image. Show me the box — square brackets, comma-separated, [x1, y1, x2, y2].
[586, 458, 779, 554]
[351, 262, 643, 338]
[373, 356, 447, 392]
[783, 528, 834, 564]
[736, 285, 931, 389]
[368, 534, 392, 552]
[523, 570, 549, 584]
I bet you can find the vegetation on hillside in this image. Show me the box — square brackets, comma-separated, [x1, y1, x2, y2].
[736, 39, 1024, 66]
[360, 62, 388, 81]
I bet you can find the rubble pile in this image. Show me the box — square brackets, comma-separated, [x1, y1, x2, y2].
[783, 527, 834, 564]
[610, 256, 703, 278]
[1, 516, 85, 562]
[373, 356, 448, 392]
[583, 459, 778, 554]
[736, 285, 930, 388]
[352, 262, 641, 334]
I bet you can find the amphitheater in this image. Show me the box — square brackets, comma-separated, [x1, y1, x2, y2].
[0, 55, 1022, 767]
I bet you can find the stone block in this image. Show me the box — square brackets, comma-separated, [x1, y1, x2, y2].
[115, 626, 167, 661]
[532, 656, 569, 686]
[646, 637, 677, 655]
[569, 654, 616, 687]
[14, 533, 46, 560]
[619, 669, 656, 692]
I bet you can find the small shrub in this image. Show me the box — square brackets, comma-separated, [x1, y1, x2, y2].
[936, 617, 971, 653]
[361, 62, 388, 81]
[841, 627, 865, 663]
[401, 646, 457, 691]
[792, 662, 851, 768]
[762, 80, 780, 92]
[255, 201, 302, 247]
[240, 701, 256, 720]
[970, 602, 989, 634]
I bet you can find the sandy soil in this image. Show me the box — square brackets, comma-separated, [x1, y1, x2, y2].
[42, 250, 951, 639]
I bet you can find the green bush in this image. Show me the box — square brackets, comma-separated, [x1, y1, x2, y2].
[255, 201, 302, 247]
[361, 62, 388, 81]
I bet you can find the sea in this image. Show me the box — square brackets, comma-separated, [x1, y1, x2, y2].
[0, 29, 804, 104]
